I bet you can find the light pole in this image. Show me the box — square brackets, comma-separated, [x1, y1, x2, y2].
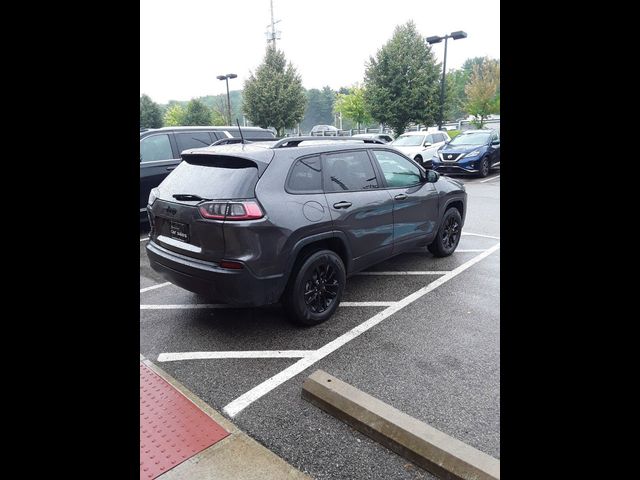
[426, 31, 467, 130]
[216, 73, 237, 125]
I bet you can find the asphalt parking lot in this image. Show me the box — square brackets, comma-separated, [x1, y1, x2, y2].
[140, 171, 500, 480]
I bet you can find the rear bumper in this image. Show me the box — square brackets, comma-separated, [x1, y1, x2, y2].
[146, 240, 285, 306]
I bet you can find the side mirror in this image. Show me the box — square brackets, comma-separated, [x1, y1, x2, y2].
[423, 142, 432, 147]
[426, 170, 439, 183]
[492, 139, 500, 145]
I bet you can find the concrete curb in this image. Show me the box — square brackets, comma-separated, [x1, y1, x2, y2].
[302, 369, 499, 480]
[140, 354, 311, 480]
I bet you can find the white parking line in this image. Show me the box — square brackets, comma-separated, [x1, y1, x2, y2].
[462, 232, 501, 240]
[455, 249, 487, 253]
[140, 282, 171, 294]
[223, 242, 500, 418]
[339, 301, 396, 307]
[140, 237, 149, 242]
[157, 350, 314, 362]
[480, 175, 500, 183]
[140, 302, 396, 310]
[355, 271, 449, 276]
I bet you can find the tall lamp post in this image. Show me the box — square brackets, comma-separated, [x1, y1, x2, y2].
[216, 73, 237, 125]
[426, 31, 467, 130]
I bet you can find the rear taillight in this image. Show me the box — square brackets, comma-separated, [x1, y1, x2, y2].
[199, 202, 227, 219]
[198, 200, 264, 221]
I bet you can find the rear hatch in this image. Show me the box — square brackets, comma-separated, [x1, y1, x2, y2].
[148, 154, 260, 262]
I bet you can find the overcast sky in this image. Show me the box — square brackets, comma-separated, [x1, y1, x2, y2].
[140, 0, 499, 104]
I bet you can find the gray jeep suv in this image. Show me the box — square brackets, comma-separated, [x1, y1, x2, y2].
[146, 137, 466, 325]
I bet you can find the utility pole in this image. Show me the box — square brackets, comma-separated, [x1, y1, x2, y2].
[266, 0, 281, 49]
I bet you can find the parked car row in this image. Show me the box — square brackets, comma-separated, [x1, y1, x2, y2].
[140, 126, 275, 220]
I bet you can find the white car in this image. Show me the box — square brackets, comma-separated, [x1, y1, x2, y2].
[390, 131, 451, 168]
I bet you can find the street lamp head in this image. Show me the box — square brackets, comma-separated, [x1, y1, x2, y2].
[450, 31, 467, 40]
[426, 35, 443, 44]
[216, 75, 227, 80]
[226, 73, 237, 79]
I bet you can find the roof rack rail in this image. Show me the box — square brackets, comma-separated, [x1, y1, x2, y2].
[271, 136, 385, 149]
[211, 137, 252, 146]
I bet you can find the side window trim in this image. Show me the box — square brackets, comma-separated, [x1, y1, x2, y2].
[320, 149, 380, 193]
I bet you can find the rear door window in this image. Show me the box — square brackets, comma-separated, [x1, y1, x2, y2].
[323, 150, 379, 192]
[140, 134, 174, 162]
[287, 156, 322, 193]
[175, 132, 214, 152]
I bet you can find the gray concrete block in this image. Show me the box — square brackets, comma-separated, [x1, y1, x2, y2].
[302, 369, 499, 480]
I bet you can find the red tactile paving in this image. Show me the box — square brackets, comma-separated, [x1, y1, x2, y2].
[140, 362, 230, 479]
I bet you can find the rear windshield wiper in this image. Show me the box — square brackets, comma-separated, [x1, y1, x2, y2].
[172, 194, 212, 202]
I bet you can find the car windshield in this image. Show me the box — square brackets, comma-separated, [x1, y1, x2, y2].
[449, 132, 491, 146]
[392, 135, 425, 146]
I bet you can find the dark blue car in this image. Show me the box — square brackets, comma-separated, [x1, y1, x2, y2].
[432, 129, 500, 177]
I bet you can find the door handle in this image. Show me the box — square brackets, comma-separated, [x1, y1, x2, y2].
[333, 201, 352, 209]
[394, 194, 408, 200]
[166, 166, 176, 171]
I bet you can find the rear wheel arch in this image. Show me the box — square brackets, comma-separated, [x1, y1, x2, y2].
[285, 233, 352, 283]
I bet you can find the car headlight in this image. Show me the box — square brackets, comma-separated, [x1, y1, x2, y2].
[462, 150, 481, 158]
[148, 188, 159, 206]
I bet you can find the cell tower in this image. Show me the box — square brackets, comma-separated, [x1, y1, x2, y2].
[265, 0, 281, 49]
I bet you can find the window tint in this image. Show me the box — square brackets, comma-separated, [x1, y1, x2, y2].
[373, 150, 422, 188]
[140, 134, 173, 162]
[288, 156, 322, 192]
[324, 151, 378, 192]
[434, 133, 444, 143]
[175, 132, 214, 152]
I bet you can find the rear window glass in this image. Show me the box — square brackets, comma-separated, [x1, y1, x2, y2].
[287, 156, 322, 193]
[159, 161, 258, 199]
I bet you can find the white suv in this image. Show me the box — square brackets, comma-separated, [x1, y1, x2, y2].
[390, 130, 451, 168]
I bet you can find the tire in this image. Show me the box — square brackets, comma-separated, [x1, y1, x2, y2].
[478, 157, 490, 178]
[428, 208, 462, 257]
[282, 249, 346, 326]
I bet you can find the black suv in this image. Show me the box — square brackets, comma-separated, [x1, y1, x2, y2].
[146, 137, 467, 325]
[140, 126, 275, 220]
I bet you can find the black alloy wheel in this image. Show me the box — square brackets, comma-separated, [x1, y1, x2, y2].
[303, 263, 339, 313]
[428, 208, 463, 257]
[283, 249, 346, 326]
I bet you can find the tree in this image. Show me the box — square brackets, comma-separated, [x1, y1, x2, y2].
[300, 86, 336, 132]
[444, 69, 468, 121]
[140, 94, 163, 128]
[465, 58, 500, 128]
[163, 104, 186, 126]
[363, 21, 440, 136]
[243, 47, 306, 137]
[334, 86, 371, 131]
[182, 99, 212, 126]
